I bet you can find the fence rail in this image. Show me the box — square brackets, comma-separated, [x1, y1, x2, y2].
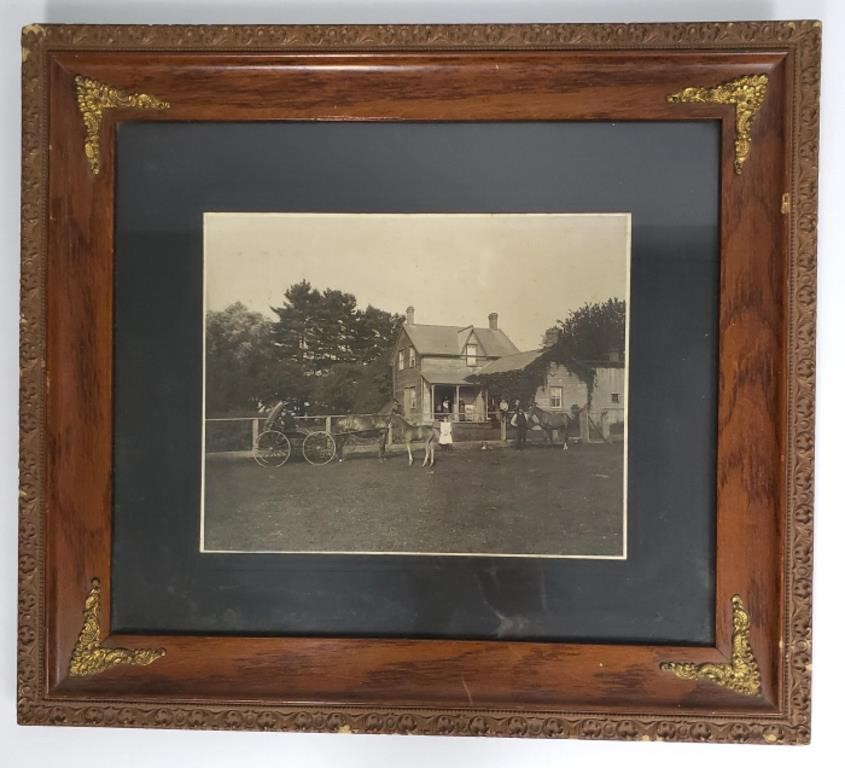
[205, 414, 384, 453]
[205, 409, 626, 454]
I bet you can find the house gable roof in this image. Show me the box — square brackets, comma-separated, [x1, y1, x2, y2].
[403, 323, 519, 357]
[456, 326, 474, 354]
[472, 350, 615, 384]
[474, 328, 519, 356]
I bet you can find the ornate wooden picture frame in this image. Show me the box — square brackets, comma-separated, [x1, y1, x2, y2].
[18, 22, 819, 743]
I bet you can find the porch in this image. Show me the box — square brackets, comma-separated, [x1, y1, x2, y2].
[424, 377, 490, 423]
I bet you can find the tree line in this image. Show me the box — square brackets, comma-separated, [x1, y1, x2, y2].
[206, 280, 625, 418]
[205, 280, 402, 417]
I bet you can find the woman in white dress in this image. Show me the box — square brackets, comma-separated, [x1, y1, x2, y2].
[438, 416, 453, 450]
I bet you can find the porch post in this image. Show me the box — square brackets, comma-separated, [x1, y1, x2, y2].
[455, 385, 460, 422]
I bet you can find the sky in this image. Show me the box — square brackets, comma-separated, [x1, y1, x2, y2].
[204, 213, 630, 352]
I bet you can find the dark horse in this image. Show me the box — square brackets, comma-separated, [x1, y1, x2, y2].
[331, 413, 392, 462]
[527, 404, 575, 449]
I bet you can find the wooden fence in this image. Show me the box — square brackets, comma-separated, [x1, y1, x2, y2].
[204, 414, 380, 453]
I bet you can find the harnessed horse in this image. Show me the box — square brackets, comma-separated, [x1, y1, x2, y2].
[330, 414, 391, 461]
[527, 404, 574, 449]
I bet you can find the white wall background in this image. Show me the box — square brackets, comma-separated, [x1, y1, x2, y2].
[2, 1, 841, 766]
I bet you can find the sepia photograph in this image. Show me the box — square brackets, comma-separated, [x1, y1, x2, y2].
[201, 213, 630, 557]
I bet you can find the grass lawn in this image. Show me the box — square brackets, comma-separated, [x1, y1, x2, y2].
[202, 442, 625, 557]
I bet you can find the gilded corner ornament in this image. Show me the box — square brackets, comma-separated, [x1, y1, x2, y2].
[667, 74, 768, 174]
[68, 579, 165, 677]
[74, 75, 170, 175]
[660, 595, 761, 696]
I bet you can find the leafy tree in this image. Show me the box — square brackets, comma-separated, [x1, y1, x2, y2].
[270, 360, 312, 414]
[469, 298, 625, 410]
[311, 363, 363, 414]
[468, 362, 548, 413]
[350, 350, 397, 414]
[545, 298, 626, 362]
[207, 284, 403, 416]
[205, 302, 285, 416]
[352, 304, 405, 364]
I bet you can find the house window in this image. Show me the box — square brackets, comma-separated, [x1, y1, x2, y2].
[398, 349, 405, 370]
[405, 386, 417, 413]
[550, 386, 563, 409]
[466, 343, 478, 366]
[408, 347, 416, 367]
[611, 393, 621, 404]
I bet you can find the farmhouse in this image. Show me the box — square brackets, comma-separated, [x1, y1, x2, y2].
[473, 349, 626, 437]
[392, 307, 519, 423]
[392, 306, 626, 434]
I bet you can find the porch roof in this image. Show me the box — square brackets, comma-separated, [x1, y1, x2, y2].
[421, 372, 477, 386]
[473, 348, 545, 375]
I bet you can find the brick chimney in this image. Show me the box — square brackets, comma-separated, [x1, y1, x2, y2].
[406, 306, 415, 325]
[488, 312, 498, 330]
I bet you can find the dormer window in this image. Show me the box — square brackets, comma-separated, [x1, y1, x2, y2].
[408, 347, 416, 367]
[466, 343, 478, 366]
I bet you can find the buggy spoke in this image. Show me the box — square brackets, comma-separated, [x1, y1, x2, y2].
[302, 431, 337, 465]
[253, 430, 292, 467]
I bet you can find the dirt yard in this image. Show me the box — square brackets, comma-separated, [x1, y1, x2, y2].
[202, 442, 625, 557]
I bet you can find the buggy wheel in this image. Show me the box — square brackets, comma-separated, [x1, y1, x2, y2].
[302, 431, 336, 465]
[253, 430, 291, 467]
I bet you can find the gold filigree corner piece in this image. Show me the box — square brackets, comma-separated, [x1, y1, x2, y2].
[74, 75, 170, 175]
[21, 23, 46, 39]
[660, 595, 762, 696]
[667, 74, 769, 174]
[68, 578, 165, 678]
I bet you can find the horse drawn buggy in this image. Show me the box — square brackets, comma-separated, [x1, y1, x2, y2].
[252, 403, 395, 468]
[253, 413, 336, 468]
